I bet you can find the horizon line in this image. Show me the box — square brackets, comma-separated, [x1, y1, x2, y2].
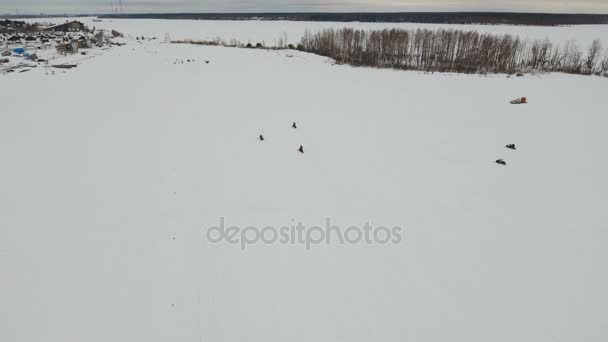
[3, 11, 608, 17]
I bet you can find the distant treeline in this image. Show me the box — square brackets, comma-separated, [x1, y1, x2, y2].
[0, 19, 39, 33]
[298, 28, 608, 75]
[100, 12, 608, 26]
[174, 28, 608, 76]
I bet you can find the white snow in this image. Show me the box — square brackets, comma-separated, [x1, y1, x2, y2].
[24, 16, 608, 47]
[2, 19, 608, 342]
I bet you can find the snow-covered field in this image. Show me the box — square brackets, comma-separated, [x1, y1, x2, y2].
[27, 16, 608, 47]
[2, 18, 608, 342]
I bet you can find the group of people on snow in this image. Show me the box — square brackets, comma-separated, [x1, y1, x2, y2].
[259, 122, 304, 154]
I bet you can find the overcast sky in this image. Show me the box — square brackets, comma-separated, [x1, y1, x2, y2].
[1, 0, 607, 15]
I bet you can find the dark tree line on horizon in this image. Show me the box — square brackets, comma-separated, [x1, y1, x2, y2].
[298, 28, 608, 75]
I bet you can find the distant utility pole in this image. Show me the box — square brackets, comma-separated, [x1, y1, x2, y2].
[108, 0, 125, 14]
[110, 0, 121, 14]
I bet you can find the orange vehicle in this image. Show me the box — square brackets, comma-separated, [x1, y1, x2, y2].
[510, 96, 527, 104]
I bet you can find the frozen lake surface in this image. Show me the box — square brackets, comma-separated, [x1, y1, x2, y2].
[2, 18, 608, 342]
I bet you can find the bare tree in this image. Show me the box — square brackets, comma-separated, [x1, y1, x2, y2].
[586, 39, 602, 74]
[295, 27, 603, 75]
[600, 48, 608, 76]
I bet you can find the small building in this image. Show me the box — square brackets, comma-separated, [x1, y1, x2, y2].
[56, 41, 79, 54]
[45, 21, 85, 33]
[73, 36, 90, 49]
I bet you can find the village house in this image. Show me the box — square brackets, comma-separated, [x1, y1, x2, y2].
[7, 35, 22, 42]
[72, 36, 91, 49]
[45, 21, 85, 33]
[56, 41, 79, 54]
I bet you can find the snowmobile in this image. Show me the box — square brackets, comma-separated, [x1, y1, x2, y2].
[510, 97, 527, 104]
